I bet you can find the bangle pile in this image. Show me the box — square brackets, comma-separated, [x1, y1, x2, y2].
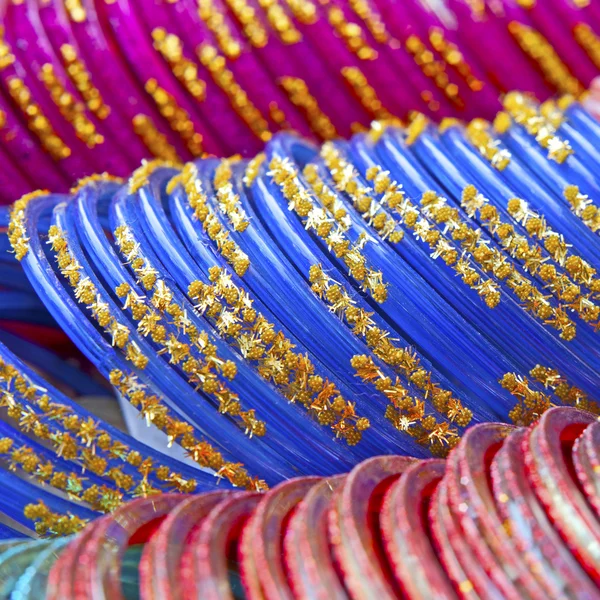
[1, 406, 598, 599]
[0, 91, 598, 547]
[0, 0, 598, 202]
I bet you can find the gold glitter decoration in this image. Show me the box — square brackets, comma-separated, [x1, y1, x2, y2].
[39, 63, 104, 148]
[429, 27, 484, 92]
[507, 22, 584, 96]
[8, 191, 49, 261]
[327, 6, 377, 60]
[243, 153, 266, 187]
[405, 36, 463, 107]
[223, 0, 268, 46]
[503, 92, 574, 164]
[573, 23, 600, 69]
[198, 45, 271, 142]
[59, 44, 110, 119]
[279, 77, 337, 140]
[501, 372, 554, 426]
[348, 0, 390, 44]
[465, 119, 511, 170]
[169, 163, 251, 276]
[341, 66, 398, 121]
[197, 0, 242, 59]
[132, 114, 180, 162]
[506, 196, 600, 294]
[70, 173, 124, 194]
[152, 28, 207, 101]
[257, 0, 302, 44]
[564, 185, 600, 233]
[463, 186, 600, 327]
[214, 159, 251, 232]
[187, 267, 369, 444]
[144, 78, 204, 156]
[268, 156, 388, 302]
[113, 225, 265, 437]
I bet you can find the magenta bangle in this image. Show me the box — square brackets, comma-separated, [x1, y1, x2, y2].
[95, 0, 225, 156]
[19, 0, 136, 176]
[66, 0, 185, 160]
[240, 477, 320, 600]
[139, 491, 235, 600]
[505, 1, 596, 87]
[0, 145, 35, 203]
[245, 1, 372, 137]
[194, 493, 262, 599]
[2, 4, 99, 179]
[444, 0, 553, 98]
[37, 0, 149, 170]
[298, 0, 446, 121]
[0, 88, 68, 192]
[73, 495, 188, 600]
[130, 0, 261, 155]
[163, 0, 313, 139]
[383, 0, 502, 118]
[380, 459, 456, 599]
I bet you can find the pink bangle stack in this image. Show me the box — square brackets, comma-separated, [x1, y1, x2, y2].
[45, 406, 600, 599]
[0, 0, 598, 203]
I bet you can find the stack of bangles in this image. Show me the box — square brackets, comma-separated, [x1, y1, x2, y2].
[0, 85, 599, 595]
[0, 0, 600, 202]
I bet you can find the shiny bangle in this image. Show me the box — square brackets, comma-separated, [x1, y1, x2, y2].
[36, 0, 150, 170]
[94, 0, 223, 157]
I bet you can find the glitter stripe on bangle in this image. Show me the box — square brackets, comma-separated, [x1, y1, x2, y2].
[327, 6, 378, 60]
[462, 186, 600, 326]
[38, 64, 104, 148]
[351, 355, 460, 457]
[563, 185, 600, 233]
[144, 78, 204, 156]
[168, 163, 251, 276]
[197, 45, 271, 142]
[151, 29, 207, 101]
[500, 372, 556, 426]
[278, 77, 337, 140]
[8, 191, 49, 261]
[284, 0, 317, 25]
[129, 159, 181, 194]
[528, 364, 599, 413]
[421, 190, 577, 339]
[404, 35, 463, 108]
[23, 502, 87, 537]
[505, 196, 600, 294]
[64, 0, 86, 23]
[463, 119, 511, 170]
[243, 153, 266, 187]
[59, 44, 110, 120]
[347, 0, 390, 44]
[186, 268, 370, 445]
[317, 147, 500, 308]
[223, 0, 268, 47]
[340, 67, 398, 121]
[573, 23, 600, 69]
[213, 158, 251, 232]
[307, 263, 472, 426]
[4, 77, 71, 160]
[109, 368, 264, 490]
[268, 156, 388, 302]
[428, 27, 484, 92]
[197, 0, 242, 59]
[113, 225, 266, 438]
[0, 435, 124, 527]
[502, 93, 574, 164]
[70, 174, 125, 194]
[507, 21, 584, 96]
[132, 114, 180, 162]
[0, 357, 196, 496]
[257, 0, 302, 44]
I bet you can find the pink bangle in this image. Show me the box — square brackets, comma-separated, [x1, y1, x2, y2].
[130, 0, 262, 155]
[37, 0, 150, 171]
[2, 3, 109, 180]
[95, 0, 225, 157]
